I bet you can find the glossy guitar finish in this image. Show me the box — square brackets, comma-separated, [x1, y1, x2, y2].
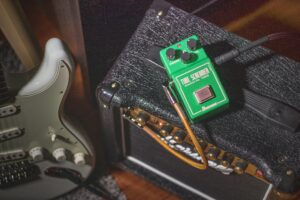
[0, 38, 95, 200]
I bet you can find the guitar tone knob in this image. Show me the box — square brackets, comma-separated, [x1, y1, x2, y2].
[29, 146, 44, 162]
[52, 148, 67, 162]
[74, 152, 86, 165]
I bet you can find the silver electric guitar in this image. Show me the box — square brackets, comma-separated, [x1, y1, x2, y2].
[0, 38, 95, 200]
[0, 1, 95, 199]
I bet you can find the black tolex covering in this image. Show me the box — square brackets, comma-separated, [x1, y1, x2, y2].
[97, 0, 300, 193]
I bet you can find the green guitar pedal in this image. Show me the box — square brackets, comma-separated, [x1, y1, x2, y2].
[160, 35, 229, 122]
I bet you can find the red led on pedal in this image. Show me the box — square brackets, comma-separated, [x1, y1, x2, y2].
[194, 85, 214, 104]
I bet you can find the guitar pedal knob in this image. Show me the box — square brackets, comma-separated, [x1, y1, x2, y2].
[181, 52, 191, 63]
[74, 152, 86, 165]
[187, 39, 198, 50]
[166, 48, 176, 60]
[29, 147, 43, 162]
[52, 148, 67, 162]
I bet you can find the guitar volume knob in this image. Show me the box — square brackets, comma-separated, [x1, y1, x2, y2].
[29, 146, 44, 162]
[52, 148, 67, 162]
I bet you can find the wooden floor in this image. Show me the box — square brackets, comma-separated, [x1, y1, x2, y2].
[4, 0, 300, 199]
[112, 168, 180, 200]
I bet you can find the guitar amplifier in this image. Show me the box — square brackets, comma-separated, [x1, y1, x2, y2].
[96, 1, 300, 199]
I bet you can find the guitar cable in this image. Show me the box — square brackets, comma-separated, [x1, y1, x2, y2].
[140, 85, 208, 170]
[166, 0, 298, 63]
[150, 32, 299, 68]
[214, 32, 299, 65]
[142, 126, 208, 170]
[163, 84, 208, 169]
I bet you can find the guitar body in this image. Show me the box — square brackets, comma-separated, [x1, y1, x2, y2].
[0, 38, 95, 200]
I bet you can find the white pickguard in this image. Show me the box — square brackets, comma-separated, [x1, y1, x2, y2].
[0, 38, 95, 200]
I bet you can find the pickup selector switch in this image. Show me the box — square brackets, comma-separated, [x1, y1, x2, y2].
[29, 147, 43, 162]
[52, 148, 67, 162]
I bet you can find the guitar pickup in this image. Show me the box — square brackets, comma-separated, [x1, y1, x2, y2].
[0, 104, 17, 117]
[0, 127, 23, 142]
[0, 149, 26, 161]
